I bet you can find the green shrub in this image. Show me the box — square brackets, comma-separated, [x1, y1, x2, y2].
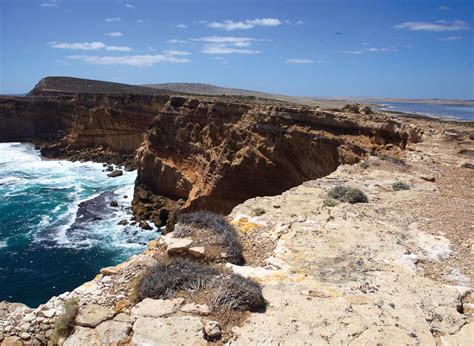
[328, 185, 368, 204]
[360, 161, 370, 169]
[51, 298, 79, 343]
[252, 208, 266, 216]
[174, 211, 243, 264]
[323, 198, 338, 207]
[392, 181, 410, 191]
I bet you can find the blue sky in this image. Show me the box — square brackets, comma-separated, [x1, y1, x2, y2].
[1, 0, 473, 99]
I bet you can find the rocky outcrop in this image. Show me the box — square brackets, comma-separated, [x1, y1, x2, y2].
[0, 93, 169, 166]
[134, 96, 421, 222]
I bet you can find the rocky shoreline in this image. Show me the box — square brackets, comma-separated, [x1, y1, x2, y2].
[0, 79, 473, 344]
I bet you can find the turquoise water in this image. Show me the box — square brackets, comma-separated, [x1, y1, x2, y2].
[0, 143, 158, 307]
[377, 102, 474, 121]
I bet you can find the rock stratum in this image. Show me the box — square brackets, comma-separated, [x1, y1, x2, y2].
[0, 77, 473, 345]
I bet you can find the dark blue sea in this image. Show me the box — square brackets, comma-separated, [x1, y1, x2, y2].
[376, 101, 474, 121]
[0, 143, 158, 307]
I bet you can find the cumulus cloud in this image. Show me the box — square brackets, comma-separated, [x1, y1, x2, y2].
[176, 24, 187, 29]
[286, 58, 314, 64]
[65, 54, 190, 67]
[105, 17, 121, 22]
[395, 20, 468, 32]
[125, 4, 135, 9]
[207, 18, 282, 30]
[50, 41, 131, 52]
[105, 32, 123, 37]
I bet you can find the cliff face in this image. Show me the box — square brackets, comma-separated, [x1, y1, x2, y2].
[0, 94, 169, 165]
[134, 96, 421, 222]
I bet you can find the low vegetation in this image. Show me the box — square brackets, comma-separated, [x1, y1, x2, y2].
[174, 211, 244, 264]
[379, 155, 405, 165]
[136, 258, 265, 311]
[51, 298, 79, 343]
[323, 198, 338, 207]
[360, 161, 370, 169]
[392, 181, 410, 191]
[252, 208, 266, 216]
[328, 185, 368, 204]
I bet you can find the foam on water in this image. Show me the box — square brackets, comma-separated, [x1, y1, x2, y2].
[0, 142, 159, 306]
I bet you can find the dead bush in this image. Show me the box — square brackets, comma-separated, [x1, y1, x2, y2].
[174, 211, 244, 264]
[51, 298, 79, 343]
[328, 185, 368, 204]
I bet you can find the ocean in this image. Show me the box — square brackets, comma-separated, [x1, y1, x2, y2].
[376, 101, 474, 121]
[0, 143, 159, 307]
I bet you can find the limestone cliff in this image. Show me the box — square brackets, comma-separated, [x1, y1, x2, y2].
[134, 96, 421, 223]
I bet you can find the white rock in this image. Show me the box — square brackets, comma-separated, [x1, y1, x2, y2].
[131, 298, 184, 318]
[64, 327, 100, 346]
[37, 309, 55, 319]
[180, 303, 211, 316]
[95, 320, 132, 344]
[75, 305, 115, 328]
[204, 320, 221, 339]
[132, 316, 205, 345]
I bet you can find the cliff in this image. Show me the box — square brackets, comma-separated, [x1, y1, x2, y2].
[133, 96, 421, 225]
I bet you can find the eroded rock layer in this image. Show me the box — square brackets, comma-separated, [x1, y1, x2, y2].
[134, 96, 421, 221]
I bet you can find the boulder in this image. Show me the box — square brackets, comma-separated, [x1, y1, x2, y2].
[163, 235, 193, 255]
[131, 298, 185, 318]
[1, 336, 23, 346]
[64, 327, 100, 346]
[95, 320, 132, 345]
[110, 200, 118, 207]
[132, 316, 205, 345]
[107, 170, 123, 178]
[139, 221, 152, 230]
[75, 305, 114, 328]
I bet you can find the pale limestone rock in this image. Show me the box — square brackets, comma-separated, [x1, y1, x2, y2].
[114, 313, 132, 323]
[100, 266, 120, 276]
[131, 298, 185, 318]
[75, 305, 114, 328]
[163, 235, 193, 255]
[18, 333, 29, 341]
[1, 336, 23, 346]
[350, 326, 417, 345]
[188, 246, 206, 258]
[204, 320, 221, 339]
[64, 327, 100, 346]
[132, 316, 205, 346]
[440, 322, 474, 346]
[180, 303, 211, 315]
[95, 320, 132, 345]
[37, 309, 55, 319]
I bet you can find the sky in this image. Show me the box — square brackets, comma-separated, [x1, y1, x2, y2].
[0, 0, 473, 99]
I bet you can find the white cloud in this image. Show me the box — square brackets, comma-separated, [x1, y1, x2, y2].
[439, 36, 463, 41]
[176, 24, 187, 29]
[50, 41, 106, 50]
[207, 18, 282, 30]
[286, 58, 314, 64]
[105, 17, 121, 23]
[193, 36, 261, 55]
[202, 45, 260, 55]
[148, 46, 157, 51]
[126, 4, 135, 9]
[40, 3, 58, 7]
[65, 54, 190, 67]
[105, 32, 123, 37]
[105, 46, 132, 52]
[395, 20, 468, 32]
[294, 20, 304, 25]
[344, 47, 396, 54]
[167, 39, 189, 44]
[50, 41, 131, 52]
[163, 49, 192, 56]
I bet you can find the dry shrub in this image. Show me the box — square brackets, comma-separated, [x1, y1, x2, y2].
[137, 259, 265, 312]
[328, 185, 368, 204]
[392, 181, 410, 191]
[174, 211, 244, 264]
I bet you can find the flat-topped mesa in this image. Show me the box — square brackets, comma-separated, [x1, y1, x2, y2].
[133, 96, 421, 224]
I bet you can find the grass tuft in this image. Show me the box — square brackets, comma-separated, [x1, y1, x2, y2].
[323, 198, 338, 207]
[51, 298, 79, 343]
